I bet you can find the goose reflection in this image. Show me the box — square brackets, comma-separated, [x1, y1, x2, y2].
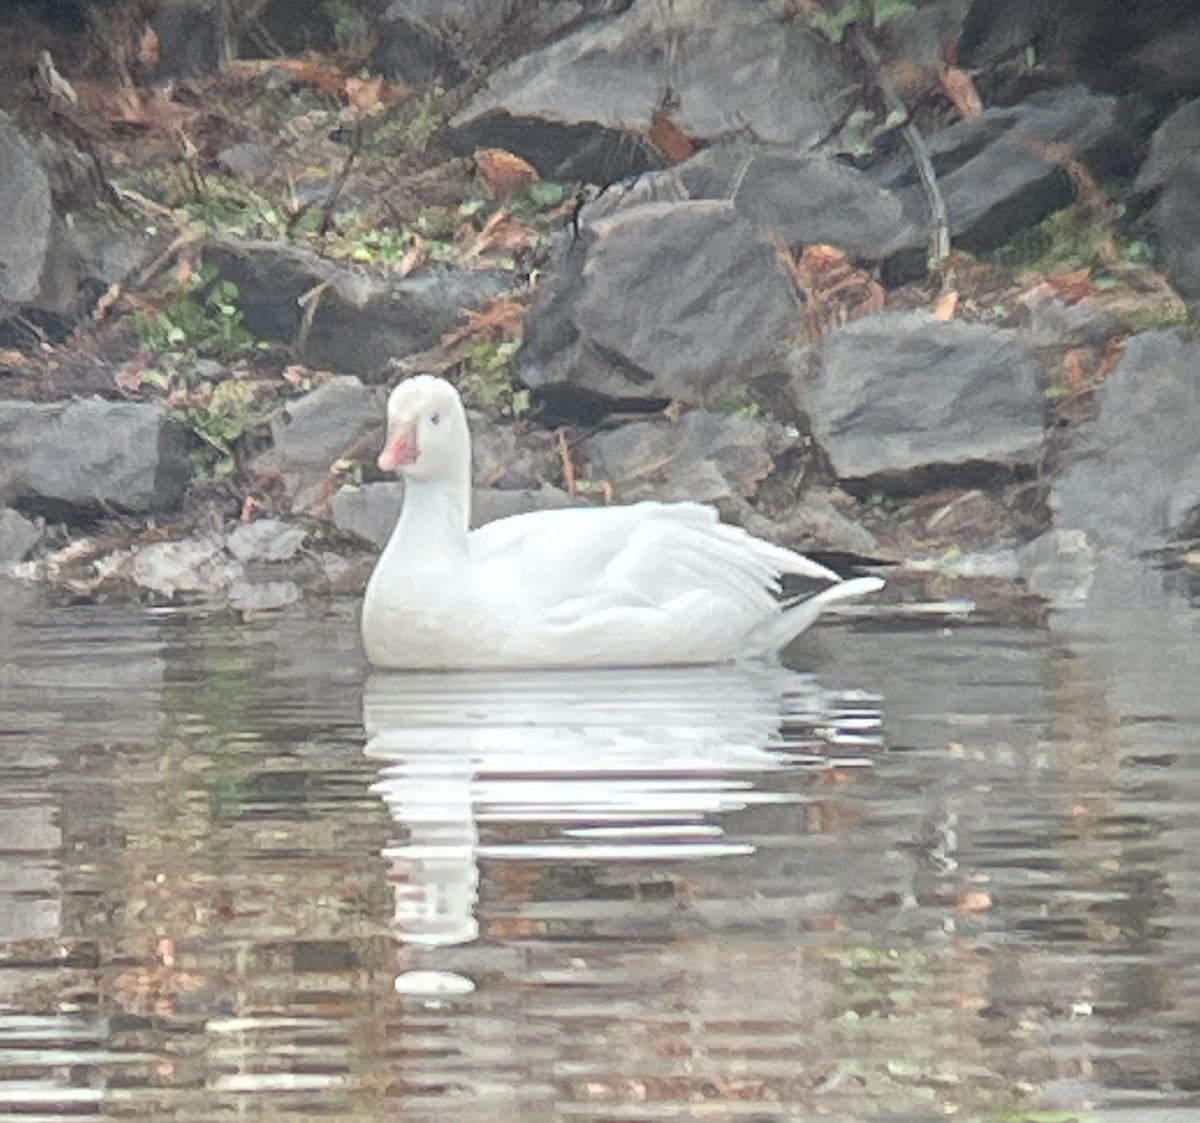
[363, 665, 882, 952]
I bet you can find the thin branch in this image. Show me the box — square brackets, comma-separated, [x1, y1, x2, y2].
[849, 24, 951, 267]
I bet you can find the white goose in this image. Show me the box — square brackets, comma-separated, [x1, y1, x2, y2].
[361, 376, 883, 669]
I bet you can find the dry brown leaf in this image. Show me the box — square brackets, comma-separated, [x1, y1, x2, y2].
[465, 209, 533, 259]
[439, 294, 529, 353]
[1044, 266, 1096, 304]
[342, 75, 405, 119]
[1093, 337, 1125, 384]
[956, 889, 993, 914]
[1064, 348, 1089, 392]
[397, 235, 428, 277]
[92, 282, 123, 322]
[938, 63, 983, 118]
[475, 148, 538, 198]
[0, 349, 32, 368]
[796, 244, 886, 340]
[556, 427, 576, 494]
[646, 108, 698, 165]
[931, 289, 959, 321]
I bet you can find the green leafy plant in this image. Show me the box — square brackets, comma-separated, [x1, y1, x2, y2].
[458, 338, 525, 417]
[133, 263, 258, 362]
[181, 378, 266, 480]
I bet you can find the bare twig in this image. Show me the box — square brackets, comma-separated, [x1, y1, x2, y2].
[849, 24, 950, 267]
[295, 281, 331, 357]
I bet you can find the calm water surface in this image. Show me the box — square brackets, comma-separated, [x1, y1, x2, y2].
[1, 561, 1199, 1123]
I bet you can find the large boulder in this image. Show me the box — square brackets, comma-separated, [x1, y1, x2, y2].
[594, 143, 920, 263]
[870, 86, 1131, 263]
[1134, 98, 1200, 302]
[517, 201, 800, 412]
[252, 377, 382, 511]
[1048, 330, 1200, 552]
[802, 311, 1045, 485]
[0, 112, 146, 340]
[576, 410, 798, 508]
[203, 240, 510, 377]
[448, 0, 853, 183]
[0, 399, 190, 515]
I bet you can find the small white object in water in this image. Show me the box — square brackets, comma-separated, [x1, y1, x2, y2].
[394, 970, 475, 996]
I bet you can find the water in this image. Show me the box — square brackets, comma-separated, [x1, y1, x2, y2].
[1, 562, 1199, 1123]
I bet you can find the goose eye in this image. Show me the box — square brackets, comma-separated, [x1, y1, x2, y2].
[430, 412, 442, 426]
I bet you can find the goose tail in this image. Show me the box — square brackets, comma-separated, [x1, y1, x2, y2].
[743, 576, 884, 657]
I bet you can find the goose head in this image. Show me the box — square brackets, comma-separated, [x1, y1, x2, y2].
[378, 375, 470, 485]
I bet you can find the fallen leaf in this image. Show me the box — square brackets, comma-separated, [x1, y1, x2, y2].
[646, 108, 698, 164]
[464, 209, 532, 260]
[956, 889, 993, 913]
[1044, 266, 1096, 304]
[439, 294, 528, 353]
[931, 289, 959, 321]
[938, 63, 983, 118]
[1093, 337, 1125, 383]
[1064, 348, 1089, 391]
[475, 148, 538, 198]
[92, 282, 123, 321]
[397, 235, 428, 277]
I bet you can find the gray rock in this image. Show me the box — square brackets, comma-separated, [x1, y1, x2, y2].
[1050, 330, 1200, 551]
[1016, 292, 1116, 352]
[372, 0, 617, 84]
[577, 410, 797, 506]
[330, 481, 404, 548]
[0, 119, 52, 306]
[1134, 99, 1200, 301]
[744, 488, 881, 559]
[131, 535, 245, 598]
[226, 519, 308, 563]
[1017, 528, 1096, 607]
[518, 201, 799, 409]
[871, 86, 1127, 259]
[730, 151, 918, 259]
[150, 0, 221, 78]
[0, 111, 149, 333]
[469, 417, 562, 489]
[216, 142, 276, 181]
[228, 578, 302, 612]
[0, 402, 58, 503]
[203, 239, 510, 376]
[449, 0, 852, 182]
[255, 377, 381, 510]
[805, 311, 1044, 483]
[0, 399, 190, 514]
[471, 484, 576, 526]
[0, 508, 41, 567]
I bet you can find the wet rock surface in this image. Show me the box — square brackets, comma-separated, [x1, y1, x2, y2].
[1048, 331, 1200, 552]
[804, 312, 1045, 485]
[203, 240, 511, 377]
[517, 202, 799, 409]
[0, 399, 190, 514]
[449, 0, 851, 181]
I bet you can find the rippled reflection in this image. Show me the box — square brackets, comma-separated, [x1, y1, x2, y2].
[4, 583, 1200, 1122]
[364, 667, 882, 962]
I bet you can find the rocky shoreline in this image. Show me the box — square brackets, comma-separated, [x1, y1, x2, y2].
[1, 0, 1199, 621]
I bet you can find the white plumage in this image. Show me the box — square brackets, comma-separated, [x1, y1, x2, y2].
[361, 375, 883, 669]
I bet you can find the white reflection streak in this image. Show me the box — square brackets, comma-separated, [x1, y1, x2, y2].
[363, 665, 880, 950]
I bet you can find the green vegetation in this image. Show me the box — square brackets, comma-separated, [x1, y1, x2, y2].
[806, 0, 916, 42]
[180, 378, 265, 480]
[457, 338, 528, 418]
[132, 263, 258, 363]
